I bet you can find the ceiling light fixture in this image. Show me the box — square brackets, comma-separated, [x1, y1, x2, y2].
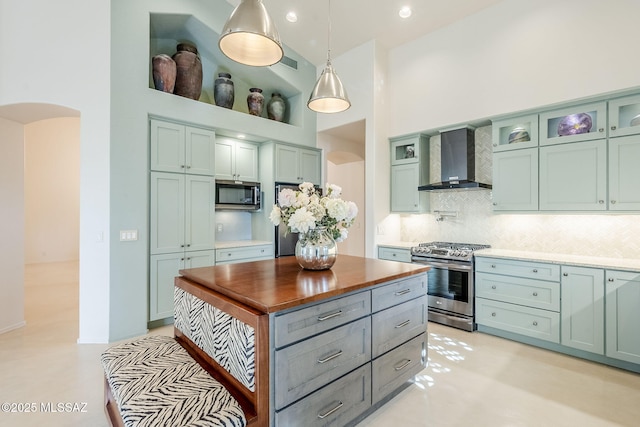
[219, 0, 283, 67]
[399, 6, 412, 19]
[307, 0, 351, 114]
[285, 11, 298, 23]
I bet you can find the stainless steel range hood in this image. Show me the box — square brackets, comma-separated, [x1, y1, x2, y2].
[418, 127, 492, 191]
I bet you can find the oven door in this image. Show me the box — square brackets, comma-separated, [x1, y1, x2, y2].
[418, 258, 474, 317]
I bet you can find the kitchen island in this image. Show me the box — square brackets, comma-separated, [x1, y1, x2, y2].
[175, 255, 430, 427]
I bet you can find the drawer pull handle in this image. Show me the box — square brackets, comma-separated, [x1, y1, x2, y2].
[318, 350, 343, 364]
[532, 321, 538, 326]
[532, 292, 538, 297]
[318, 401, 344, 419]
[317, 310, 342, 321]
[395, 320, 411, 329]
[394, 289, 412, 296]
[394, 359, 412, 371]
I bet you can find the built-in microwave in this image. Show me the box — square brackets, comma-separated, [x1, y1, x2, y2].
[215, 180, 261, 211]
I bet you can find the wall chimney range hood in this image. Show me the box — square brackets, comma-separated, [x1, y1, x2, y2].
[418, 127, 492, 191]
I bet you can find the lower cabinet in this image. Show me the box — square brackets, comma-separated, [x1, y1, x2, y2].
[476, 255, 640, 373]
[606, 270, 640, 364]
[377, 245, 412, 263]
[272, 273, 428, 426]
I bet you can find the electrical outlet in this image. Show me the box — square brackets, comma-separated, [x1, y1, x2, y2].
[119, 229, 138, 241]
[216, 223, 223, 232]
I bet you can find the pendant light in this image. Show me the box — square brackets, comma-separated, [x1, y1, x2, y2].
[219, 0, 284, 67]
[307, 0, 351, 113]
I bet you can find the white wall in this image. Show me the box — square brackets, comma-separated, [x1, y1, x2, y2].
[326, 160, 365, 256]
[24, 118, 80, 264]
[0, 118, 25, 334]
[388, 0, 640, 135]
[0, 0, 111, 343]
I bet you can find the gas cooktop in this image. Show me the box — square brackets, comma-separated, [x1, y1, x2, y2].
[411, 241, 490, 262]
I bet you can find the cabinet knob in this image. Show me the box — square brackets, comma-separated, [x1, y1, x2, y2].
[492, 202, 497, 206]
[533, 292, 538, 296]
[599, 200, 605, 204]
[491, 264, 496, 268]
[608, 278, 615, 282]
[180, 244, 185, 248]
[491, 285, 496, 290]
[491, 312, 497, 317]
[611, 125, 617, 130]
[186, 165, 191, 169]
[532, 321, 538, 326]
[493, 143, 497, 147]
[180, 165, 185, 169]
[598, 128, 604, 132]
[532, 269, 538, 273]
[563, 272, 568, 276]
[611, 200, 617, 204]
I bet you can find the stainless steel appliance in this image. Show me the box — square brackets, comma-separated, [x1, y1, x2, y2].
[274, 183, 299, 257]
[411, 241, 490, 331]
[215, 180, 261, 211]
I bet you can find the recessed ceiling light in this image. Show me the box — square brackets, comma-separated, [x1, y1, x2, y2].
[237, 134, 246, 139]
[399, 6, 412, 19]
[286, 11, 298, 23]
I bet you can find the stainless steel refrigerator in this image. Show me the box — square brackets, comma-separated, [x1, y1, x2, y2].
[274, 183, 299, 257]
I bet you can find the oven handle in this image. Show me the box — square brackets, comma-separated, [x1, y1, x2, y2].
[414, 259, 472, 272]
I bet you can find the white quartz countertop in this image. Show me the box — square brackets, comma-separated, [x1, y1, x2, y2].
[475, 248, 640, 272]
[215, 240, 272, 249]
[376, 241, 414, 249]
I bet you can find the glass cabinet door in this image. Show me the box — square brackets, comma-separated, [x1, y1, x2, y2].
[608, 94, 640, 138]
[540, 102, 607, 146]
[492, 114, 539, 152]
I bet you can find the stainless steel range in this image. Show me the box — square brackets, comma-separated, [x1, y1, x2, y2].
[411, 242, 490, 331]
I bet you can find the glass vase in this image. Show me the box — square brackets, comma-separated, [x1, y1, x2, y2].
[295, 227, 337, 270]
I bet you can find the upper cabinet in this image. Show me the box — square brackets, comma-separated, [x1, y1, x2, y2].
[608, 94, 640, 138]
[540, 102, 607, 146]
[391, 134, 425, 165]
[274, 144, 322, 185]
[150, 119, 216, 176]
[389, 134, 429, 213]
[492, 114, 539, 152]
[215, 137, 259, 182]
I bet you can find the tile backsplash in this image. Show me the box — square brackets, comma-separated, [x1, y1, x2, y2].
[396, 125, 640, 259]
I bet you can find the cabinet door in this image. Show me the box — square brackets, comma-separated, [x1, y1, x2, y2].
[149, 253, 184, 321]
[150, 120, 185, 173]
[608, 135, 640, 210]
[185, 175, 215, 252]
[185, 127, 215, 176]
[185, 250, 215, 269]
[391, 164, 421, 213]
[390, 135, 421, 165]
[560, 266, 604, 355]
[299, 148, 321, 185]
[150, 172, 185, 254]
[608, 94, 640, 138]
[214, 139, 235, 180]
[492, 114, 539, 152]
[492, 148, 538, 211]
[606, 270, 640, 364]
[234, 141, 259, 182]
[539, 139, 607, 211]
[275, 145, 300, 183]
[539, 102, 607, 146]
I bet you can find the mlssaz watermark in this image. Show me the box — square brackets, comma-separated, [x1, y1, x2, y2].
[1, 402, 88, 413]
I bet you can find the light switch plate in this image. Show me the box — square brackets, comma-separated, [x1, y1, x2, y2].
[119, 229, 138, 241]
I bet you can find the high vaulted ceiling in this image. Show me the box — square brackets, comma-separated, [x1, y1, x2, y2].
[226, 0, 504, 67]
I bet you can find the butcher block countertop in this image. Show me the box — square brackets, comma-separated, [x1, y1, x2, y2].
[179, 254, 430, 314]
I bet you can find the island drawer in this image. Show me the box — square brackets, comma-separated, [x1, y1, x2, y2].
[274, 317, 372, 409]
[378, 246, 412, 263]
[371, 297, 427, 358]
[274, 290, 371, 348]
[275, 364, 372, 427]
[475, 257, 560, 282]
[476, 272, 560, 312]
[372, 332, 426, 404]
[372, 273, 427, 312]
[476, 298, 560, 343]
[215, 244, 273, 264]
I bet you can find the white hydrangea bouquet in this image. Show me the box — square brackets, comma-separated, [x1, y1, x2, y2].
[269, 182, 358, 243]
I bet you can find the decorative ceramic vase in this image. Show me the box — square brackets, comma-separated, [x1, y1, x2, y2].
[295, 227, 337, 270]
[247, 88, 265, 116]
[172, 43, 202, 100]
[151, 54, 176, 93]
[267, 92, 286, 122]
[214, 73, 234, 109]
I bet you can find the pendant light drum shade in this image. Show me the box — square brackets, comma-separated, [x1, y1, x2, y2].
[219, 0, 283, 67]
[307, 64, 351, 113]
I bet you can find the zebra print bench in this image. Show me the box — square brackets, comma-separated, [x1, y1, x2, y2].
[101, 276, 269, 427]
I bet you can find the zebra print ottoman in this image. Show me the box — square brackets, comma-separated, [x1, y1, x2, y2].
[101, 335, 246, 427]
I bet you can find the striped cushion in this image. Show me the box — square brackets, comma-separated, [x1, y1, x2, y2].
[101, 335, 246, 427]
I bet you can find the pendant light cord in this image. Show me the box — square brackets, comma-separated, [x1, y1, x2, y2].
[326, 0, 332, 65]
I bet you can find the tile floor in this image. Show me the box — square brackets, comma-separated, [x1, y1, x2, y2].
[1, 261, 639, 426]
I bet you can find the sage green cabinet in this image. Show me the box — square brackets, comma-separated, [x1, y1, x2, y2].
[149, 250, 214, 321]
[492, 114, 539, 152]
[150, 119, 216, 175]
[214, 137, 259, 182]
[389, 134, 429, 213]
[492, 148, 538, 211]
[608, 94, 640, 138]
[608, 135, 640, 210]
[539, 139, 607, 211]
[606, 270, 640, 364]
[377, 246, 412, 263]
[560, 266, 605, 355]
[539, 102, 607, 146]
[274, 144, 321, 185]
[215, 244, 273, 265]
